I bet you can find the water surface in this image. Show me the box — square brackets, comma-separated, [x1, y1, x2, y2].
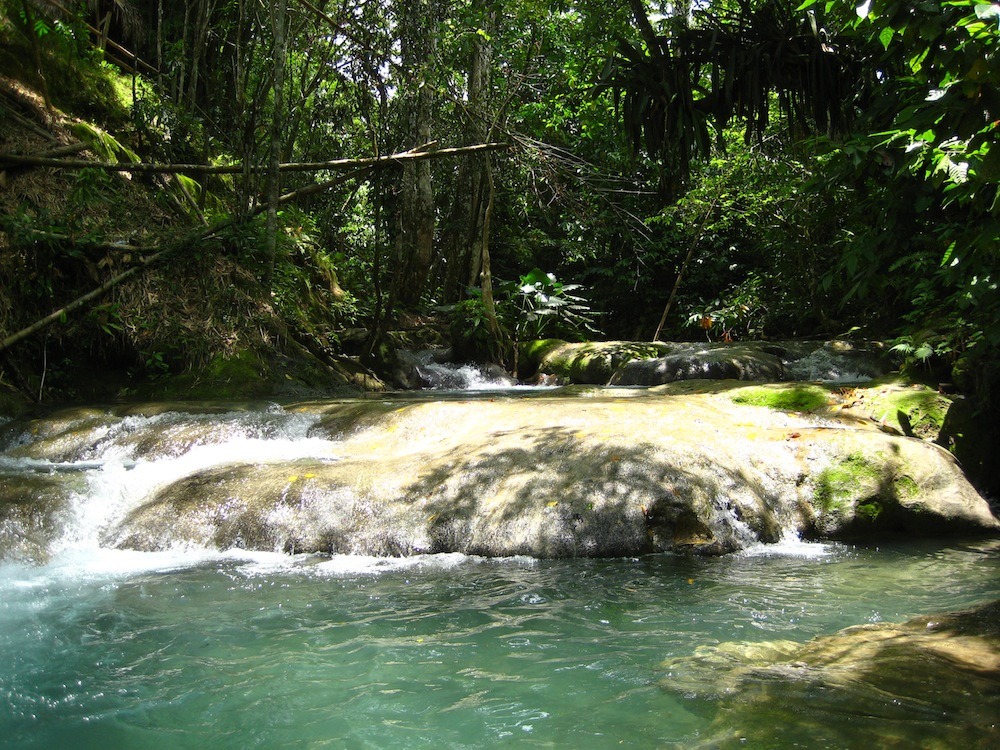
[2, 540, 997, 749]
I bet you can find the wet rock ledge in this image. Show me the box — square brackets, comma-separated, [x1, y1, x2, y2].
[96, 383, 999, 557]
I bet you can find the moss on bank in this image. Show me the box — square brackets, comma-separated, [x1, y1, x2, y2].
[730, 384, 829, 412]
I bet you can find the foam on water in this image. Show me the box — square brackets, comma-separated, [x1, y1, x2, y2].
[738, 533, 837, 559]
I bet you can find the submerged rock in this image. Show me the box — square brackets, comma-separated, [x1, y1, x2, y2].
[663, 598, 1000, 748]
[105, 384, 999, 558]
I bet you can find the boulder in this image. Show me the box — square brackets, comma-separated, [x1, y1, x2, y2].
[0, 469, 82, 563]
[518, 340, 672, 384]
[610, 343, 787, 385]
[106, 383, 999, 557]
[520, 339, 888, 387]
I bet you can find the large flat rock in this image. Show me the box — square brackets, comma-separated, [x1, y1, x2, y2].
[105, 384, 999, 557]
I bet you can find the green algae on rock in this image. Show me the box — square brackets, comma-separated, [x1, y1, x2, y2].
[663, 597, 1000, 749]
[728, 383, 829, 412]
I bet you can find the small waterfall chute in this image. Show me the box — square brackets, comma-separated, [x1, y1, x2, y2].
[400, 349, 519, 390]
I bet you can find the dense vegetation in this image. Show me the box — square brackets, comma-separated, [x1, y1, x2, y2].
[0, 1, 996, 409]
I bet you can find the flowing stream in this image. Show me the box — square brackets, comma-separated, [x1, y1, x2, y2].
[1, 394, 998, 748]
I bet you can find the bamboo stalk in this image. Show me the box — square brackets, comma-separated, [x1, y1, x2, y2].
[0, 98, 55, 142]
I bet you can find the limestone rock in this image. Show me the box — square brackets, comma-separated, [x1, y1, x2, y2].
[610, 343, 787, 385]
[520, 339, 888, 387]
[664, 598, 1000, 749]
[106, 385, 999, 557]
[0, 470, 80, 563]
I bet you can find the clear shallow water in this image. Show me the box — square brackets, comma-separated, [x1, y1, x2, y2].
[2, 541, 998, 749]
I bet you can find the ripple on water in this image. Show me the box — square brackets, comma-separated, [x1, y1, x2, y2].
[0, 543, 998, 749]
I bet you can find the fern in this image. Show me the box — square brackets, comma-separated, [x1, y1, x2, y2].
[69, 121, 139, 164]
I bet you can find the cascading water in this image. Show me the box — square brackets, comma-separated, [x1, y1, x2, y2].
[782, 343, 886, 383]
[0, 406, 335, 560]
[396, 349, 521, 391]
[1, 393, 998, 748]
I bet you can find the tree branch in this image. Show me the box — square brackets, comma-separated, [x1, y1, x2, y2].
[627, 0, 664, 63]
[0, 142, 512, 175]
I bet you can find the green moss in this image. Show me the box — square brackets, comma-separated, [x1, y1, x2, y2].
[849, 379, 952, 441]
[0, 25, 128, 125]
[814, 453, 881, 513]
[150, 351, 269, 401]
[892, 475, 919, 498]
[856, 499, 884, 522]
[517, 339, 567, 377]
[731, 384, 829, 412]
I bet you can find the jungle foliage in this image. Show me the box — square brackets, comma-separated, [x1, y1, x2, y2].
[0, 1, 996, 407]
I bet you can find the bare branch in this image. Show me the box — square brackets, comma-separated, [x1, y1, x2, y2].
[0, 142, 512, 175]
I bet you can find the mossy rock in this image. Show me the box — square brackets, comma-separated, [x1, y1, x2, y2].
[677, 599, 1000, 749]
[802, 433, 993, 539]
[844, 377, 952, 440]
[148, 351, 272, 401]
[520, 340, 672, 383]
[0, 472, 81, 563]
[730, 383, 830, 412]
[517, 339, 566, 375]
[812, 452, 884, 516]
[610, 343, 788, 385]
[832, 376, 1000, 498]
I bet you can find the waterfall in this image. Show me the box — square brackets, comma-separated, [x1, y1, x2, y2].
[0, 406, 334, 559]
[782, 341, 886, 383]
[399, 349, 520, 390]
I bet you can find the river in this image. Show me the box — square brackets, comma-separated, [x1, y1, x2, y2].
[1, 392, 998, 748]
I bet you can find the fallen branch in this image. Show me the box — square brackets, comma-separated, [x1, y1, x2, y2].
[0, 97, 55, 142]
[10, 229, 150, 254]
[0, 141, 511, 175]
[32, 141, 90, 159]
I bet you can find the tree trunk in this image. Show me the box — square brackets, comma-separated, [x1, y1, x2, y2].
[175, 0, 191, 104]
[440, 0, 495, 303]
[478, 154, 504, 360]
[156, 0, 163, 91]
[392, 0, 437, 309]
[187, 0, 215, 107]
[264, 0, 289, 287]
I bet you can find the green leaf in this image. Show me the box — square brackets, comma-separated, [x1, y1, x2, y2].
[940, 241, 957, 267]
[878, 26, 895, 49]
